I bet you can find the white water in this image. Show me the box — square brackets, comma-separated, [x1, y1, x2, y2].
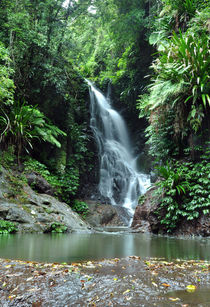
[88, 81, 150, 224]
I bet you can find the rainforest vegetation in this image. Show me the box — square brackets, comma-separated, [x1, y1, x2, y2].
[0, 0, 209, 232]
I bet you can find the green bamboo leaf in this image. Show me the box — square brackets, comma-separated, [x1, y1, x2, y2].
[207, 94, 210, 106]
[200, 83, 204, 92]
[202, 94, 206, 107]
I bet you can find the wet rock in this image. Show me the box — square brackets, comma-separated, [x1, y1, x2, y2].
[84, 201, 125, 227]
[131, 186, 160, 233]
[25, 172, 54, 195]
[6, 207, 35, 224]
[36, 214, 52, 223]
[0, 257, 209, 307]
[131, 220, 151, 233]
[173, 214, 210, 237]
[21, 186, 92, 233]
[132, 186, 210, 237]
[114, 205, 133, 225]
[0, 167, 92, 233]
[0, 203, 10, 219]
[18, 223, 44, 233]
[0, 168, 12, 198]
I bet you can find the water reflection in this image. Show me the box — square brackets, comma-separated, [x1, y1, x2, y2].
[0, 233, 209, 263]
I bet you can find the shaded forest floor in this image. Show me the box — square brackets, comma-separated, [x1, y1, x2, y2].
[0, 257, 209, 306]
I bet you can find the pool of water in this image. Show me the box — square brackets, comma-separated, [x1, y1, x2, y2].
[0, 230, 209, 263]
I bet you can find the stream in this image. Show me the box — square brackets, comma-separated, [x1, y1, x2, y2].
[0, 232, 209, 306]
[0, 230, 209, 263]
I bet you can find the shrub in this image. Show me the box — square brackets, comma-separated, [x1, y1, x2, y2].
[1, 102, 66, 164]
[56, 166, 80, 203]
[0, 220, 18, 234]
[71, 200, 89, 218]
[155, 156, 210, 232]
[23, 158, 79, 204]
[137, 4, 209, 162]
[47, 222, 68, 233]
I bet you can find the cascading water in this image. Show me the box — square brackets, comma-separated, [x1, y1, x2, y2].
[88, 81, 150, 225]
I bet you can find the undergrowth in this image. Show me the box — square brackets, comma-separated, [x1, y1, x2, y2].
[71, 200, 89, 218]
[0, 220, 18, 234]
[155, 150, 210, 232]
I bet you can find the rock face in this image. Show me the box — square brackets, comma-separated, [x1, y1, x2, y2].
[132, 186, 210, 237]
[131, 187, 159, 233]
[173, 215, 210, 237]
[0, 167, 91, 233]
[84, 201, 125, 227]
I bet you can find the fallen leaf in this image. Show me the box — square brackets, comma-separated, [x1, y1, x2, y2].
[186, 285, 196, 293]
[37, 271, 46, 276]
[162, 283, 170, 287]
[152, 282, 158, 287]
[27, 288, 39, 292]
[11, 286, 19, 292]
[129, 256, 140, 260]
[113, 278, 118, 281]
[169, 297, 180, 301]
[123, 289, 130, 295]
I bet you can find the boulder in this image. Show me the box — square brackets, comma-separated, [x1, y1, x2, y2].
[173, 214, 210, 237]
[131, 186, 160, 233]
[6, 207, 35, 224]
[0, 204, 10, 219]
[25, 172, 54, 195]
[84, 201, 125, 227]
[0, 167, 92, 233]
[131, 186, 210, 237]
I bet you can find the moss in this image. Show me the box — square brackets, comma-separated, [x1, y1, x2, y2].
[45, 208, 53, 214]
[138, 195, 146, 206]
[4, 172, 29, 204]
[21, 205, 32, 214]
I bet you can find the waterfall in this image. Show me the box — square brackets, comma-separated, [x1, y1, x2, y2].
[88, 81, 150, 225]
